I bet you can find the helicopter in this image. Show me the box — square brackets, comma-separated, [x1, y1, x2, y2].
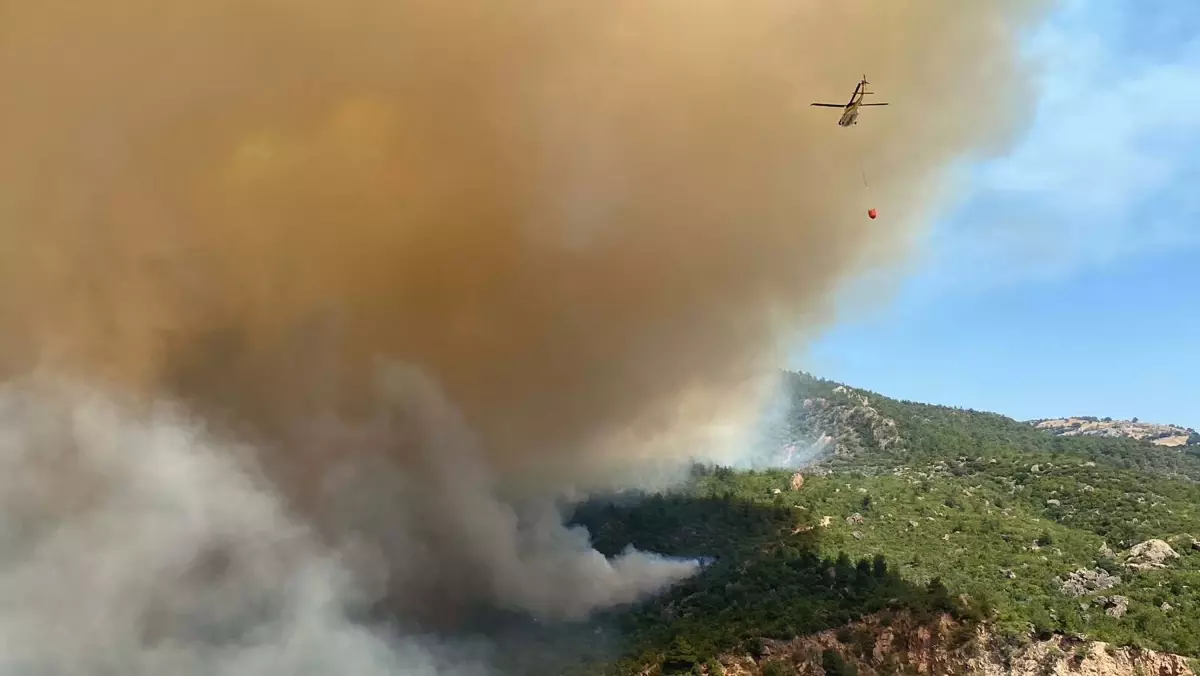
[810, 75, 888, 127]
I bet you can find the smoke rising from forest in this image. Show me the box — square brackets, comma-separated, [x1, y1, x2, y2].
[0, 0, 1049, 672]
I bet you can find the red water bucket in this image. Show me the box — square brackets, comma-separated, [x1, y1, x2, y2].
[867, 208, 878, 219]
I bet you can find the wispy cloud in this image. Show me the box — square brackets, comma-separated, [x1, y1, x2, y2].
[901, 0, 1200, 299]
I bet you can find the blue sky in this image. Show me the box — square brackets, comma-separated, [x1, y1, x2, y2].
[794, 0, 1200, 428]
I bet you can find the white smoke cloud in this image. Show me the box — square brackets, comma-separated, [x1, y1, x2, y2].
[0, 372, 696, 675]
[0, 378, 477, 675]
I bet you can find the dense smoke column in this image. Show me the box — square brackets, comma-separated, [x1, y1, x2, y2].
[0, 0, 1052, 670]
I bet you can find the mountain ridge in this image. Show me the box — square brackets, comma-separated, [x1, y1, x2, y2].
[1026, 416, 1198, 448]
[530, 370, 1200, 675]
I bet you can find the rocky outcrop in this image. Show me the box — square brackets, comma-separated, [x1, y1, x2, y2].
[710, 613, 1194, 676]
[978, 637, 1192, 676]
[785, 389, 903, 464]
[1029, 417, 1197, 447]
[1057, 568, 1121, 597]
[1124, 539, 1180, 571]
[1096, 595, 1130, 618]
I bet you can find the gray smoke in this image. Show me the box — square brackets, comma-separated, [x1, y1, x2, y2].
[0, 377, 492, 675]
[295, 363, 700, 624]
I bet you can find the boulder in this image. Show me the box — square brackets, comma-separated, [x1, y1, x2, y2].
[1057, 568, 1121, 597]
[1102, 595, 1129, 618]
[1124, 539, 1180, 571]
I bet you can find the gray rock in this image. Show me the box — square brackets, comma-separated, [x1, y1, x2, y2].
[1104, 595, 1129, 618]
[1124, 539, 1180, 571]
[1057, 568, 1121, 597]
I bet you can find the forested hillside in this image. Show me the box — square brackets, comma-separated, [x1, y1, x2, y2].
[540, 372, 1200, 675]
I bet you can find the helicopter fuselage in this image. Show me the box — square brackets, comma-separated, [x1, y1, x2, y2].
[838, 106, 860, 127]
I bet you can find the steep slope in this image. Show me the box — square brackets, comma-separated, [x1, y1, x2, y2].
[549, 371, 1200, 675]
[777, 371, 1200, 481]
[770, 378, 904, 467]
